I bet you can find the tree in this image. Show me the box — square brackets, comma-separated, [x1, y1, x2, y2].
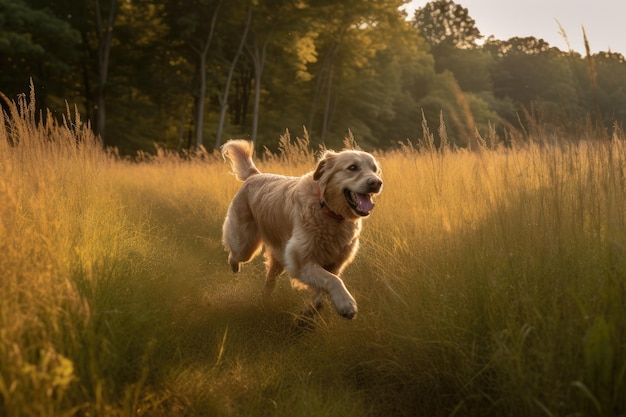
[302, 0, 411, 146]
[365, 18, 435, 145]
[483, 35, 552, 55]
[104, 0, 191, 153]
[215, 5, 252, 148]
[93, 0, 117, 140]
[485, 36, 582, 128]
[590, 51, 626, 126]
[244, 0, 304, 147]
[0, 0, 80, 107]
[164, 0, 225, 149]
[27, 0, 122, 144]
[246, 21, 269, 147]
[413, 0, 482, 50]
[434, 48, 493, 92]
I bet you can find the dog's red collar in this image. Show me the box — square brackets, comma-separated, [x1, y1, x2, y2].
[318, 188, 344, 221]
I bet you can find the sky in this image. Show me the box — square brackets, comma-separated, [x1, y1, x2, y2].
[402, 0, 626, 55]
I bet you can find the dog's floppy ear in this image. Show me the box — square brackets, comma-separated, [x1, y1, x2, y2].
[313, 160, 326, 180]
[313, 151, 336, 180]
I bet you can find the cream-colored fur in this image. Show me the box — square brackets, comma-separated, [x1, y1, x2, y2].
[221, 140, 383, 319]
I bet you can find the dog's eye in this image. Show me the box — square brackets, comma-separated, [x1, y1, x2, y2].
[347, 164, 358, 171]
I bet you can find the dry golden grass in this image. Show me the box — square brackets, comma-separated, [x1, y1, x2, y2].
[1, 91, 625, 416]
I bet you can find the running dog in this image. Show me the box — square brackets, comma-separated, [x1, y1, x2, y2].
[221, 140, 383, 319]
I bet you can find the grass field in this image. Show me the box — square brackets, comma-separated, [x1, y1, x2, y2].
[1, 91, 626, 417]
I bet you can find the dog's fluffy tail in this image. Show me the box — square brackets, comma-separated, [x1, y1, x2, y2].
[221, 140, 261, 181]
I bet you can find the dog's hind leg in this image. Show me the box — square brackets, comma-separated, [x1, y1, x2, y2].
[263, 252, 284, 298]
[222, 210, 262, 273]
[227, 235, 261, 273]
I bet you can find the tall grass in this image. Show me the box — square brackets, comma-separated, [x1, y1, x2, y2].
[364, 136, 626, 415]
[1, 90, 625, 416]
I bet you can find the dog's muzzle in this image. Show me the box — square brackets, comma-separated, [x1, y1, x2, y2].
[344, 177, 383, 217]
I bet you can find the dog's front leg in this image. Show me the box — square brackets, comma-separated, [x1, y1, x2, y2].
[299, 263, 357, 319]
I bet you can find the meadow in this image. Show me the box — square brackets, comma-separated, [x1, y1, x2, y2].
[1, 91, 625, 417]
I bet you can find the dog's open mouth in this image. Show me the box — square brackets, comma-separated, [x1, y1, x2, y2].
[344, 189, 375, 216]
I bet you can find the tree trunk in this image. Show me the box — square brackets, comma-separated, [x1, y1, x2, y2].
[308, 58, 326, 138]
[94, 0, 116, 143]
[233, 65, 252, 126]
[193, 0, 223, 150]
[249, 34, 269, 147]
[309, 44, 338, 142]
[215, 7, 252, 149]
[194, 50, 207, 149]
[320, 61, 334, 143]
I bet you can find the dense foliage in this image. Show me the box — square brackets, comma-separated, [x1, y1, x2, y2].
[2, 0, 625, 153]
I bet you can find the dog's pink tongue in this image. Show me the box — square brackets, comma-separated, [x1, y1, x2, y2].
[356, 193, 374, 213]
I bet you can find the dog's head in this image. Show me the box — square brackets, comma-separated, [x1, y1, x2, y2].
[313, 150, 383, 219]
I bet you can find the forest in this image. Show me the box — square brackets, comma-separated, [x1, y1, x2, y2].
[2, 0, 626, 154]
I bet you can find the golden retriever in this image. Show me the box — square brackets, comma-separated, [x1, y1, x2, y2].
[221, 140, 382, 319]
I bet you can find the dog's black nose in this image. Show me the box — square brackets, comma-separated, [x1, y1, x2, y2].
[368, 177, 383, 193]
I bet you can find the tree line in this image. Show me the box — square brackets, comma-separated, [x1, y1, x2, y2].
[2, 0, 625, 154]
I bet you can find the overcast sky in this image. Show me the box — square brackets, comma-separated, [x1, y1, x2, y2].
[402, 0, 626, 55]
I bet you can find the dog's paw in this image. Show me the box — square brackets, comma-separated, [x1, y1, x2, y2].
[228, 255, 240, 273]
[331, 294, 357, 319]
[339, 306, 357, 320]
